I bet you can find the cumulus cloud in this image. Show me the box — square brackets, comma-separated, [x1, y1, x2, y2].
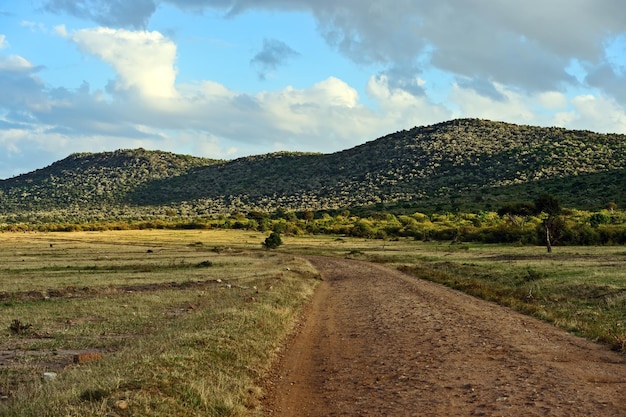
[6, 1, 626, 178]
[0, 52, 47, 112]
[450, 83, 626, 135]
[586, 62, 626, 105]
[70, 27, 178, 99]
[0, 58, 452, 178]
[450, 82, 536, 124]
[0, 35, 7, 49]
[367, 74, 450, 127]
[537, 91, 568, 110]
[566, 94, 626, 133]
[0, 55, 33, 71]
[250, 38, 300, 80]
[41, 0, 626, 104]
[153, 1, 624, 94]
[172, 77, 372, 147]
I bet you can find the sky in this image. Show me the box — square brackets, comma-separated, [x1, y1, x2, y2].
[1, 1, 626, 179]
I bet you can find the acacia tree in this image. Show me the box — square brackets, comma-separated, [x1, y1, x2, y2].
[497, 201, 535, 229]
[534, 194, 562, 253]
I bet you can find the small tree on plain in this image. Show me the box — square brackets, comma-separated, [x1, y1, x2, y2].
[263, 232, 282, 250]
[534, 194, 562, 253]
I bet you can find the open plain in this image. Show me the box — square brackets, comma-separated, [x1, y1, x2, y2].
[0, 231, 625, 416]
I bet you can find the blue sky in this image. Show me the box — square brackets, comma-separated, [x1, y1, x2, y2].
[1, 1, 626, 179]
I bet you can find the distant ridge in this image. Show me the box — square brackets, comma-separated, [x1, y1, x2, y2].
[1, 119, 625, 216]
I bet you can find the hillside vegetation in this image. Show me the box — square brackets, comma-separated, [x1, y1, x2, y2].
[1, 119, 625, 218]
[0, 149, 219, 212]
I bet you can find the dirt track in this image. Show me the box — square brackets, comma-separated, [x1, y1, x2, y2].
[263, 256, 626, 416]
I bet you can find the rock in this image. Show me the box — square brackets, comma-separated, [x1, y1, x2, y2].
[43, 372, 57, 381]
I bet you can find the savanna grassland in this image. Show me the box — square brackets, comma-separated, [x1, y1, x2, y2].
[0, 230, 320, 417]
[0, 230, 625, 416]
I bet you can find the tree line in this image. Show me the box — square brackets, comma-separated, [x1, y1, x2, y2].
[2, 197, 626, 249]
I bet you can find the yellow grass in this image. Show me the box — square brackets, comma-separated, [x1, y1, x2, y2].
[0, 230, 320, 417]
[2, 230, 624, 416]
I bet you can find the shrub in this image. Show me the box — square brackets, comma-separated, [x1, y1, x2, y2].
[263, 232, 283, 249]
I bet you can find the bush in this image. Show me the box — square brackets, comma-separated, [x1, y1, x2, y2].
[263, 232, 283, 249]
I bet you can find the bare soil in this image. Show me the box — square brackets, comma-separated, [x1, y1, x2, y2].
[263, 256, 626, 416]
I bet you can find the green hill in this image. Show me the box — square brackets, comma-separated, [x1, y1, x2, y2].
[0, 149, 219, 212]
[1, 119, 625, 217]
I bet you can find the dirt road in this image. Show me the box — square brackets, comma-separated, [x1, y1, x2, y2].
[263, 256, 626, 416]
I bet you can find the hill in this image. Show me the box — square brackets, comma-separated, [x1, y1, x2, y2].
[126, 118, 626, 213]
[0, 149, 219, 212]
[1, 119, 625, 217]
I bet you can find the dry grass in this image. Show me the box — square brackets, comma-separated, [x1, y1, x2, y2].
[0, 230, 320, 416]
[2, 230, 624, 416]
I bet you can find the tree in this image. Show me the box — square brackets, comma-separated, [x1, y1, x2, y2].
[263, 232, 283, 249]
[534, 194, 562, 253]
[498, 202, 535, 228]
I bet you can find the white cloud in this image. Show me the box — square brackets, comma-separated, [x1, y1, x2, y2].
[176, 131, 240, 159]
[567, 94, 626, 133]
[281, 76, 359, 109]
[5, 1, 626, 179]
[172, 77, 375, 150]
[367, 74, 450, 127]
[537, 91, 568, 110]
[450, 82, 542, 124]
[20, 20, 46, 32]
[54, 24, 68, 37]
[0, 55, 33, 71]
[70, 27, 178, 99]
[0, 128, 25, 153]
[450, 84, 626, 135]
[38, 1, 626, 104]
[1, 65, 452, 169]
[0, 52, 45, 113]
[257, 77, 366, 139]
[179, 1, 624, 92]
